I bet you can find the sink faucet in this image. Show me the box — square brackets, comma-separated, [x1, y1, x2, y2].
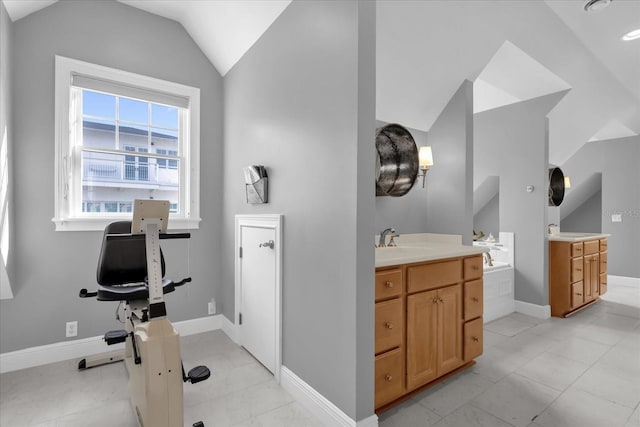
[484, 252, 494, 267]
[378, 228, 399, 248]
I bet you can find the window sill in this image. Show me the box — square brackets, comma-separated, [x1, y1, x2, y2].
[52, 216, 201, 232]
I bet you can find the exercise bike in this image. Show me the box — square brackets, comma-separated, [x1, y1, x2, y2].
[79, 199, 209, 427]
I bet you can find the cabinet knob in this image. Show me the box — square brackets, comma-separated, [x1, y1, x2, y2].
[472, 297, 479, 302]
[385, 281, 394, 288]
[576, 293, 582, 296]
[385, 374, 393, 382]
[576, 268, 582, 272]
[439, 297, 444, 303]
[384, 322, 393, 329]
[471, 336, 480, 342]
[433, 298, 439, 304]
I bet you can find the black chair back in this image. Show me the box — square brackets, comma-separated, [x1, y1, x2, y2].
[96, 221, 166, 286]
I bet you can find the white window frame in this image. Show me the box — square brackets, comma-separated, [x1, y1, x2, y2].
[53, 56, 201, 231]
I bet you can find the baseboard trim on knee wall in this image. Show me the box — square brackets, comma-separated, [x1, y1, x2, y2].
[514, 300, 551, 319]
[0, 314, 231, 374]
[280, 366, 378, 427]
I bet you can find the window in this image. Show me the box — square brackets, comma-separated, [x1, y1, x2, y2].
[54, 56, 201, 231]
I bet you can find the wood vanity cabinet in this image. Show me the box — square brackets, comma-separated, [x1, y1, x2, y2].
[374, 255, 483, 411]
[549, 238, 607, 317]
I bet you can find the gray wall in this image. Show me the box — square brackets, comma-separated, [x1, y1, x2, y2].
[223, 0, 375, 420]
[474, 192, 499, 239]
[0, 0, 223, 353]
[0, 1, 14, 296]
[375, 122, 429, 234]
[561, 189, 602, 234]
[475, 92, 567, 306]
[426, 81, 474, 245]
[561, 136, 640, 277]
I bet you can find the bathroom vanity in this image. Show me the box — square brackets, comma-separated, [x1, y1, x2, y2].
[374, 234, 487, 412]
[548, 233, 610, 317]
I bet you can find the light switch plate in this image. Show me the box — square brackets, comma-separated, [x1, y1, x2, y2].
[611, 214, 622, 223]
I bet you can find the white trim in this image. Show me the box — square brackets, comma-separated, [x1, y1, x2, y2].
[515, 300, 551, 319]
[0, 314, 224, 374]
[234, 214, 283, 382]
[53, 55, 201, 232]
[607, 275, 640, 287]
[280, 366, 378, 427]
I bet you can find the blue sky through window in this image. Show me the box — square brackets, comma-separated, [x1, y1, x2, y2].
[82, 90, 178, 130]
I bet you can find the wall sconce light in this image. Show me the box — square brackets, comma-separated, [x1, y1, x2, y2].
[417, 146, 433, 188]
[564, 176, 571, 189]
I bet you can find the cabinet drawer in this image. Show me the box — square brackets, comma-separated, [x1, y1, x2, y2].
[584, 240, 599, 255]
[375, 348, 403, 409]
[463, 256, 483, 280]
[375, 299, 402, 354]
[571, 242, 584, 257]
[464, 279, 483, 321]
[600, 274, 607, 295]
[600, 251, 607, 274]
[463, 317, 483, 361]
[375, 269, 402, 301]
[571, 281, 584, 309]
[407, 260, 462, 293]
[599, 239, 608, 252]
[571, 258, 583, 282]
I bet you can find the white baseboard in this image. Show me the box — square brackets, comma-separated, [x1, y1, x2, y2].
[280, 366, 378, 427]
[0, 314, 228, 374]
[608, 275, 640, 287]
[515, 300, 551, 320]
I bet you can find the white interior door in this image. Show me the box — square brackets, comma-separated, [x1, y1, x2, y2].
[239, 223, 278, 374]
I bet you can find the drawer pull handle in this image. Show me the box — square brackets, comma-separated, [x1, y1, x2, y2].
[471, 336, 479, 342]
[385, 322, 393, 329]
[576, 268, 582, 272]
[472, 266, 479, 270]
[385, 374, 393, 382]
[385, 281, 394, 288]
[472, 297, 479, 302]
[576, 293, 582, 296]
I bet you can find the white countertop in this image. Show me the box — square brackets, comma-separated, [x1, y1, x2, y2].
[548, 232, 611, 243]
[375, 233, 488, 268]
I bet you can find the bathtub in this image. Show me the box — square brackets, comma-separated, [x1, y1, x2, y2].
[483, 262, 515, 323]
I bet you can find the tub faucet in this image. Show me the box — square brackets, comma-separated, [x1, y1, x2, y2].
[378, 228, 399, 248]
[484, 252, 494, 267]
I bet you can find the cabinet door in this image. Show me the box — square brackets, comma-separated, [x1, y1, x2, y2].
[584, 254, 600, 301]
[464, 317, 483, 361]
[600, 251, 607, 274]
[589, 254, 600, 298]
[375, 348, 403, 409]
[406, 290, 438, 390]
[571, 257, 583, 283]
[464, 279, 483, 321]
[571, 281, 584, 310]
[600, 273, 607, 295]
[438, 285, 464, 376]
[375, 298, 402, 355]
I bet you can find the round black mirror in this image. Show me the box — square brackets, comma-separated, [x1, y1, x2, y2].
[375, 124, 419, 197]
[548, 167, 565, 206]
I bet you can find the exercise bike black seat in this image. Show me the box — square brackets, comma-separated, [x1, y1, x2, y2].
[96, 221, 175, 302]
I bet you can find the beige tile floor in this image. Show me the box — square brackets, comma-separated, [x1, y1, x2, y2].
[1, 280, 638, 427]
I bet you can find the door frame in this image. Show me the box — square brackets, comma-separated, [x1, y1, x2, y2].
[234, 214, 283, 382]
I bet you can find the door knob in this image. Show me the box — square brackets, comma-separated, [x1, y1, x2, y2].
[259, 240, 275, 249]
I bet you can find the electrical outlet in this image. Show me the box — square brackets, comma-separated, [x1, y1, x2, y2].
[208, 299, 216, 315]
[612, 214, 622, 223]
[66, 321, 78, 338]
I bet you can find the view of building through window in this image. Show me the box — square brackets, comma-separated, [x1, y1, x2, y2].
[80, 90, 181, 213]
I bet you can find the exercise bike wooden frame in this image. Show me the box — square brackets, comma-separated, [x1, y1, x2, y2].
[79, 200, 207, 427]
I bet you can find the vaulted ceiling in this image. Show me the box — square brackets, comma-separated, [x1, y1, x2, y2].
[3, 0, 638, 166]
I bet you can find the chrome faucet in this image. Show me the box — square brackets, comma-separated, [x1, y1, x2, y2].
[484, 252, 494, 267]
[378, 228, 399, 248]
